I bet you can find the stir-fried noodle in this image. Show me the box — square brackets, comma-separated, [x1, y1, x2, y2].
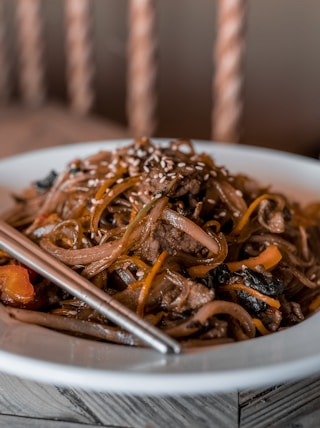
[1, 138, 320, 348]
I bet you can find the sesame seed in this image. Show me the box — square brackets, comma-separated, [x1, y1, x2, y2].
[91, 198, 103, 205]
[143, 165, 150, 173]
[76, 187, 90, 192]
[207, 199, 215, 204]
[195, 165, 204, 171]
[204, 174, 209, 181]
[138, 149, 147, 158]
[160, 160, 166, 169]
[88, 179, 100, 187]
[221, 167, 228, 176]
[177, 162, 186, 167]
[159, 176, 166, 183]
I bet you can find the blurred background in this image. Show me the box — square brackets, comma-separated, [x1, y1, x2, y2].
[1, 0, 320, 158]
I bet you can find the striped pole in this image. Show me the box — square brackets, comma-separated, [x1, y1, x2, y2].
[15, 0, 45, 106]
[64, 0, 94, 115]
[212, 0, 247, 143]
[127, 0, 157, 137]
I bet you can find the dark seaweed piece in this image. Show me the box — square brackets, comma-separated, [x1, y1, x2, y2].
[235, 267, 283, 297]
[237, 291, 267, 315]
[202, 263, 232, 289]
[33, 170, 58, 192]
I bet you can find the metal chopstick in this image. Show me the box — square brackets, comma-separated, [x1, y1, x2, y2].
[0, 219, 181, 355]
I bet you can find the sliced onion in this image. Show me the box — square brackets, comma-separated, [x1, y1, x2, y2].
[161, 208, 220, 255]
[164, 300, 256, 339]
[214, 180, 247, 218]
[40, 237, 120, 265]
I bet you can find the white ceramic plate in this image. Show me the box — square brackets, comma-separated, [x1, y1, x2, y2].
[1, 139, 320, 395]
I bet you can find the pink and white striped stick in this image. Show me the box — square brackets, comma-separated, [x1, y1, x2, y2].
[212, 0, 247, 143]
[15, 0, 45, 106]
[64, 0, 94, 115]
[127, 0, 157, 137]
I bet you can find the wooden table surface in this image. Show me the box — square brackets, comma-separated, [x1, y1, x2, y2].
[1, 105, 320, 428]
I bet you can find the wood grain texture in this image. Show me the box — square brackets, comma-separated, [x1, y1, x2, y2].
[0, 414, 119, 428]
[65, 390, 238, 428]
[0, 372, 238, 428]
[239, 376, 320, 428]
[0, 373, 95, 424]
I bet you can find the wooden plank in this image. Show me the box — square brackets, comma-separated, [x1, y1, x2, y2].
[239, 375, 320, 427]
[0, 372, 239, 428]
[0, 373, 97, 424]
[65, 390, 239, 428]
[0, 414, 120, 428]
[285, 407, 320, 428]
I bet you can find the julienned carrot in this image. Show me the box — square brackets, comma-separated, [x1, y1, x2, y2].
[137, 251, 168, 317]
[94, 167, 126, 200]
[218, 282, 281, 309]
[231, 193, 276, 235]
[189, 243, 282, 279]
[226, 244, 282, 272]
[252, 318, 271, 335]
[309, 294, 320, 312]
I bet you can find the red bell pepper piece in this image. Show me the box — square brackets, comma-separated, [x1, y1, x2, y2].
[0, 265, 35, 304]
